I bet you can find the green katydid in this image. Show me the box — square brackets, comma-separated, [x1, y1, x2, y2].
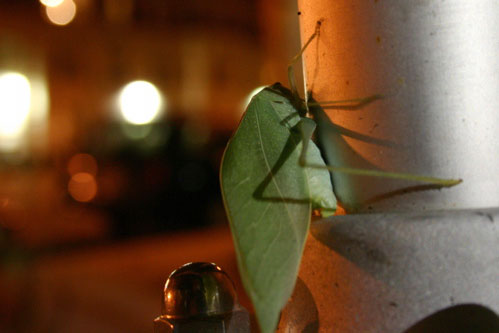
[220, 22, 461, 333]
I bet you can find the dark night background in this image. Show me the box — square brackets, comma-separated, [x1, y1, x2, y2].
[0, 0, 300, 331]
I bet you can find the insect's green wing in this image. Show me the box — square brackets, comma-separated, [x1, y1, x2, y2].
[220, 84, 335, 332]
[220, 87, 309, 332]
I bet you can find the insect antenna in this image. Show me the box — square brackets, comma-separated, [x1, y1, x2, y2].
[287, 21, 322, 115]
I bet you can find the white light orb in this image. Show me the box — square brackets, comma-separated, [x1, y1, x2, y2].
[0, 72, 31, 137]
[119, 80, 163, 125]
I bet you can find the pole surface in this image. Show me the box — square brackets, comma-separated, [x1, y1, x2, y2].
[298, 0, 499, 212]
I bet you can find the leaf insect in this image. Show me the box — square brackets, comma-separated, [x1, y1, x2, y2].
[220, 21, 461, 333]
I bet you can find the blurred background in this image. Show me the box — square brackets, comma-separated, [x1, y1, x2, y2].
[0, 0, 302, 331]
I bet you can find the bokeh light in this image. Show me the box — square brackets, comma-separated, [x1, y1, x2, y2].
[118, 80, 163, 125]
[0, 72, 31, 145]
[39, 0, 64, 7]
[68, 172, 98, 202]
[45, 0, 77, 26]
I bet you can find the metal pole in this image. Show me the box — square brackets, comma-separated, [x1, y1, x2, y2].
[281, 2, 499, 331]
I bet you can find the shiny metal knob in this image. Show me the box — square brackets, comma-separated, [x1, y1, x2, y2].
[154, 262, 250, 333]
[162, 262, 237, 319]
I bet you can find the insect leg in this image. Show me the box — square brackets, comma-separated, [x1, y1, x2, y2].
[296, 118, 462, 187]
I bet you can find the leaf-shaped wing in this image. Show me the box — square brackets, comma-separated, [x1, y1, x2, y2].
[220, 87, 310, 333]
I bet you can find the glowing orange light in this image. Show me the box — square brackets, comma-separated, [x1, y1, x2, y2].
[68, 172, 98, 202]
[67, 153, 98, 176]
